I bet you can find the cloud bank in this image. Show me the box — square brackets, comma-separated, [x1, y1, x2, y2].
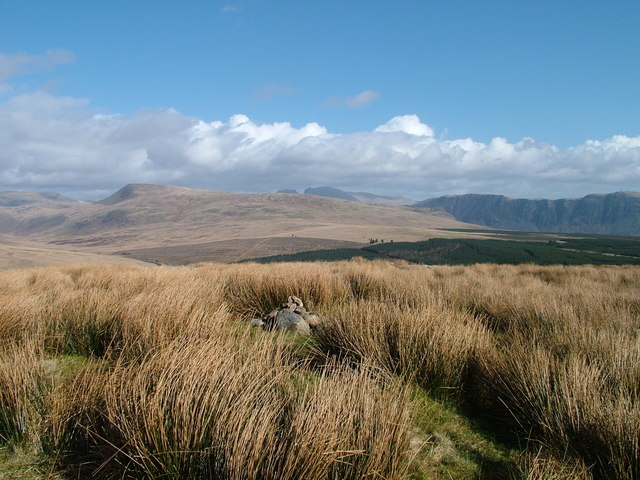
[0, 89, 639, 201]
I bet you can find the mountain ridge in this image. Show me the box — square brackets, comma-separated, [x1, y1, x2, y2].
[303, 186, 413, 206]
[414, 191, 640, 235]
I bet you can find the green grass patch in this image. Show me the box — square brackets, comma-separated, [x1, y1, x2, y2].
[43, 355, 90, 382]
[408, 387, 517, 480]
[0, 445, 63, 480]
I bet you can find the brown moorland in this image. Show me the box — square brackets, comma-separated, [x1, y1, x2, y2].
[0, 184, 482, 269]
[0, 234, 149, 270]
[0, 260, 638, 479]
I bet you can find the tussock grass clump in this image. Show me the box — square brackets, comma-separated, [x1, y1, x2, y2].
[52, 335, 411, 480]
[0, 343, 50, 447]
[314, 299, 491, 394]
[47, 288, 125, 357]
[223, 262, 350, 317]
[475, 336, 640, 479]
[0, 293, 46, 348]
[45, 361, 113, 471]
[511, 449, 590, 480]
[0, 264, 233, 359]
[448, 265, 640, 479]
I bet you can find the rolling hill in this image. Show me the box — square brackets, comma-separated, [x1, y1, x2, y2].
[0, 184, 477, 267]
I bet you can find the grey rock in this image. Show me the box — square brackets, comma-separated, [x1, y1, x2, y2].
[253, 296, 314, 335]
[275, 310, 311, 335]
[250, 318, 265, 328]
[302, 312, 321, 327]
[280, 296, 306, 314]
[287, 296, 304, 308]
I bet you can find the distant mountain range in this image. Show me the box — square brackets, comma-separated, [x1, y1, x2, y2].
[414, 192, 640, 236]
[284, 186, 640, 236]
[302, 186, 413, 206]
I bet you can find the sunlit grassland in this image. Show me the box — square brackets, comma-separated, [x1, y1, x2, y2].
[0, 261, 638, 479]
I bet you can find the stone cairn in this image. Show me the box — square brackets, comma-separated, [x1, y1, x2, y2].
[250, 296, 320, 335]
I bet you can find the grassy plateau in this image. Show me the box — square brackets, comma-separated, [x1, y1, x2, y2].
[0, 260, 638, 479]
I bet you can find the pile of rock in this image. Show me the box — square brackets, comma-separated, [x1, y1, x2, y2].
[250, 296, 320, 335]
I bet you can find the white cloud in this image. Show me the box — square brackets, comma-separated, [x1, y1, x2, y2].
[374, 114, 434, 137]
[324, 90, 380, 108]
[345, 90, 380, 108]
[0, 50, 75, 81]
[0, 89, 639, 201]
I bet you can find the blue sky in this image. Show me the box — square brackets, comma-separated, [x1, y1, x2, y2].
[1, 0, 639, 200]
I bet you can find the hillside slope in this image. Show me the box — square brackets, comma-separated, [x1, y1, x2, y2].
[0, 184, 477, 264]
[0, 191, 81, 233]
[0, 234, 149, 270]
[414, 192, 640, 235]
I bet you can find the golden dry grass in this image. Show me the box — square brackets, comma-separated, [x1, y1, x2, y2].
[0, 237, 149, 271]
[0, 261, 638, 479]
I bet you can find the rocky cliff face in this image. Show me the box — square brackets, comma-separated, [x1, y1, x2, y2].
[414, 192, 640, 235]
